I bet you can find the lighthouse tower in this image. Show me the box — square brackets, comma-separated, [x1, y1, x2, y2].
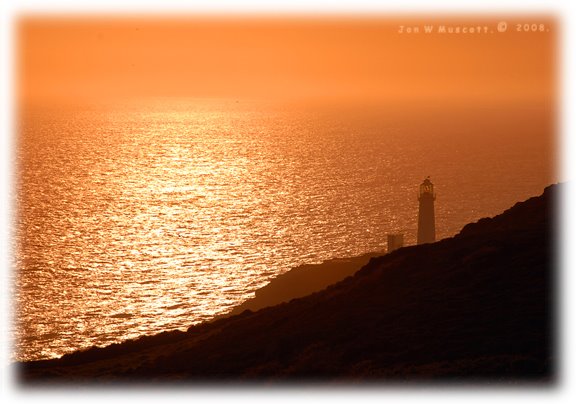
[417, 177, 436, 245]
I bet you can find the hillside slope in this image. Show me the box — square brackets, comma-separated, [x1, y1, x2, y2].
[222, 252, 383, 318]
[19, 185, 556, 383]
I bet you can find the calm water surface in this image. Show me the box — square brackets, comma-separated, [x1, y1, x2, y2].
[13, 99, 554, 361]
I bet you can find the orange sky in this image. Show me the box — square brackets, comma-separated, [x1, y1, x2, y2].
[17, 16, 556, 105]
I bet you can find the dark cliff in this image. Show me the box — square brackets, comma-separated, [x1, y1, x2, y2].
[222, 252, 383, 318]
[19, 185, 557, 383]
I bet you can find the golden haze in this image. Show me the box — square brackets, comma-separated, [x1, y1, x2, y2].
[18, 16, 556, 105]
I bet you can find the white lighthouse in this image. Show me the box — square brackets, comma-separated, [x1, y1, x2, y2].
[417, 177, 436, 245]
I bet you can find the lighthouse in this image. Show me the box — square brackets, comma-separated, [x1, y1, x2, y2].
[417, 177, 436, 244]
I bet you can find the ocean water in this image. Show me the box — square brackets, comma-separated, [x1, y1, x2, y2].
[13, 99, 554, 361]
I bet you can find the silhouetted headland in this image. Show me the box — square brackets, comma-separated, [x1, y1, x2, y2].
[18, 184, 556, 383]
[220, 252, 383, 319]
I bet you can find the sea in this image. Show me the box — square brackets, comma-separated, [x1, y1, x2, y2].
[13, 98, 555, 361]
